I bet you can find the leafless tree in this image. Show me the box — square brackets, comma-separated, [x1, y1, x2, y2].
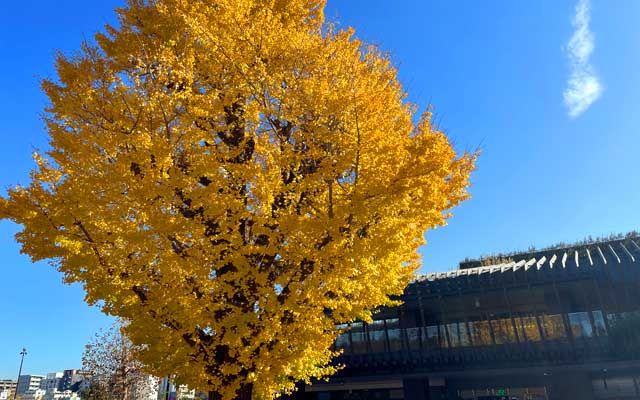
[82, 323, 155, 400]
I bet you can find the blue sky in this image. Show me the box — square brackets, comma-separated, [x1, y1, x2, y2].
[1, 0, 639, 378]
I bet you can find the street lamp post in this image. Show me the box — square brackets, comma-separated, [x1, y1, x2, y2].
[14, 348, 27, 400]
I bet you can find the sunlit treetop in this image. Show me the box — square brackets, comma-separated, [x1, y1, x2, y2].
[0, 0, 476, 398]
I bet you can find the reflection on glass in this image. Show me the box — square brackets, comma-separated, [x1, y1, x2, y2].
[351, 322, 367, 354]
[335, 333, 350, 352]
[388, 328, 403, 352]
[607, 312, 620, 328]
[459, 322, 470, 346]
[425, 325, 441, 349]
[519, 315, 541, 342]
[406, 327, 421, 351]
[569, 312, 594, 338]
[607, 312, 640, 341]
[493, 318, 516, 344]
[469, 320, 492, 346]
[368, 319, 385, 331]
[369, 329, 386, 353]
[334, 308, 621, 352]
[446, 322, 470, 347]
[386, 318, 399, 329]
[540, 314, 565, 340]
[592, 310, 607, 336]
[447, 323, 459, 347]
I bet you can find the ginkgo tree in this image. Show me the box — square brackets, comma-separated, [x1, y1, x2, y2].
[0, 0, 476, 399]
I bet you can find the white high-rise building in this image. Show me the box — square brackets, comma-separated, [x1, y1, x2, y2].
[16, 376, 44, 395]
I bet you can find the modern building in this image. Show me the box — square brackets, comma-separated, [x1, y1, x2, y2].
[40, 373, 63, 393]
[0, 382, 16, 392]
[294, 235, 640, 400]
[16, 376, 44, 395]
[57, 370, 88, 392]
[0, 382, 16, 400]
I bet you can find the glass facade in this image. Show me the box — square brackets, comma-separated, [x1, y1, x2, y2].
[331, 243, 640, 368]
[569, 312, 593, 338]
[539, 314, 565, 340]
[469, 320, 492, 346]
[593, 310, 607, 336]
[492, 317, 517, 344]
[333, 308, 640, 355]
[518, 314, 542, 341]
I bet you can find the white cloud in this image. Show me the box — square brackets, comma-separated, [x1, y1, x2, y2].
[563, 0, 602, 118]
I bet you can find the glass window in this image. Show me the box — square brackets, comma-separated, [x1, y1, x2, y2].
[519, 314, 541, 342]
[368, 319, 385, 331]
[540, 314, 566, 340]
[424, 325, 441, 349]
[406, 327, 421, 351]
[368, 329, 386, 353]
[469, 319, 492, 346]
[387, 328, 402, 352]
[607, 312, 640, 340]
[444, 322, 470, 347]
[568, 312, 594, 338]
[335, 333, 350, 352]
[459, 322, 470, 347]
[440, 325, 450, 348]
[607, 312, 622, 330]
[592, 310, 607, 336]
[351, 322, 367, 353]
[493, 317, 517, 344]
[447, 323, 460, 347]
[385, 318, 399, 329]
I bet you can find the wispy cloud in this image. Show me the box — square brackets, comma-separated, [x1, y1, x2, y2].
[563, 0, 602, 118]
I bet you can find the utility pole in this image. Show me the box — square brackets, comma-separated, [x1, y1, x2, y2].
[14, 348, 27, 400]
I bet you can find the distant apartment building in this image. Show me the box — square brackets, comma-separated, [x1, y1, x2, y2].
[57, 371, 87, 392]
[38, 371, 91, 400]
[0, 381, 16, 392]
[16, 376, 44, 395]
[40, 373, 62, 393]
[0, 380, 17, 400]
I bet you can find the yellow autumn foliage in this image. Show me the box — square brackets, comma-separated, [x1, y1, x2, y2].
[1, 0, 475, 399]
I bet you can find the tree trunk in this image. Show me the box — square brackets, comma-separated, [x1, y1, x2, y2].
[208, 384, 253, 400]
